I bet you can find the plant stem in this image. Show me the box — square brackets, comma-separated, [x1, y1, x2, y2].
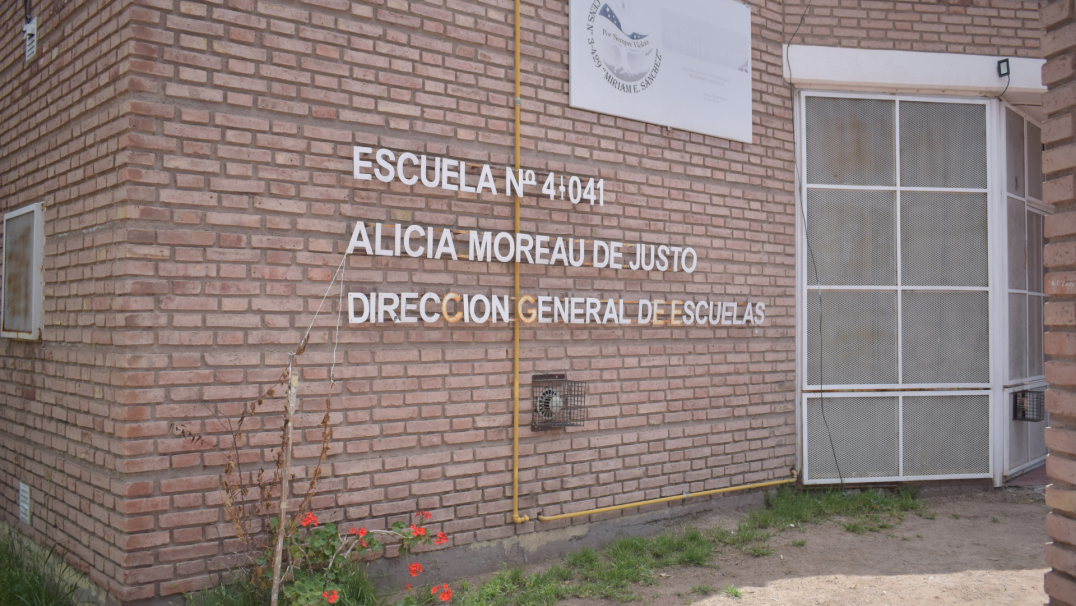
[270, 374, 298, 606]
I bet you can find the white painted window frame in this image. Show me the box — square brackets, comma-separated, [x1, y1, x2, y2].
[1, 202, 45, 341]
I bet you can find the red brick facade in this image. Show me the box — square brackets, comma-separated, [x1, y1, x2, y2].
[784, 0, 1041, 56]
[0, 0, 1045, 603]
[1043, 1, 1076, 604]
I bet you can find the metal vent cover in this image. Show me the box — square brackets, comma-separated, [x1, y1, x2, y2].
[900, 192, 988, 287]
[807, 291, 898, 385]
[902, 291, 989, 384]
[805, 189, 896, 286]
[899, 102, 987, 189]
[805, 97, 895, 186]
[903, 395, 989, 476]
[530, 374, 585, 430]
[806, 396, 898, 480]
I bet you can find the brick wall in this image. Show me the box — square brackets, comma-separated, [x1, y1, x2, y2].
[0, 0, 1050, 603]
[0, 0, 150, 600]
[1042, 1, 1076, 604]
[67, 0, 801, 599]
[784, 0, 1042, 57]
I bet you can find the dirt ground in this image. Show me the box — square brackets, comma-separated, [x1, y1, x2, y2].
[557, 486, 1049, 606]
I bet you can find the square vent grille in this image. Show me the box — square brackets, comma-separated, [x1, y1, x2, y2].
[1013, 390, 1045, 422]
[531, 374, 585, 431]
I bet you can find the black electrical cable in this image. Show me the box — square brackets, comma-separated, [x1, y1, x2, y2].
[24, 0, 32, 23]
[785, 0, 845, 491]
[998, 72, 1011, 100]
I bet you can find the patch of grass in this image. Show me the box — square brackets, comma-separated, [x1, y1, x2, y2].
[0, 529, 83, 606]
[456, 526, 714, 605]
[185, 577, 268, 606]
[952, 513, 960, 520]
[691, 584, 713, 596]
[186, 568, 383, 606]
[992, 516, 1000, 523]
[746, 544, 773, 557]
[723, 584, 743, 599]
[453, 566, 573, 606]
[790, 540, 806, 547]
[707, 485, 925, 555]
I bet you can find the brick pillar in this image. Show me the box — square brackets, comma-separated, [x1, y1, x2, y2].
[1044, 2, 1076, 604]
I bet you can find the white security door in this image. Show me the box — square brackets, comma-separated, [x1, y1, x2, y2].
[800, 93, 993, 484]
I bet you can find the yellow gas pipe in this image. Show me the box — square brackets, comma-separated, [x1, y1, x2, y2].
[537, 475, 797, 522]
[511, 0, 529, 525]
[508, 1, 795, 525]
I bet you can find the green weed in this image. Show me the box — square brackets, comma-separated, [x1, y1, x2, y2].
[723, 584, 743, 599]
[691, 584, 713, 596]
[0, 529, 84, 606]
[790, 540, 806, 547]
[456, 526, 714, 605]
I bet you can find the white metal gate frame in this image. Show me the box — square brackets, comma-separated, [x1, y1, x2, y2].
[795, 90, 1001, 485]
[1000, 104, 1050, 478]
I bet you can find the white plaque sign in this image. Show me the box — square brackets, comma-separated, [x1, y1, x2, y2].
[569, 0, 753, 143]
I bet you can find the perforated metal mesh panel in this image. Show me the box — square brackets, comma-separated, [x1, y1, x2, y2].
[1008, 197, 1026, 290]
[807, 291, 897, 385]
[806, 397, 898, 480]
[899, 102, 987, 189]
[1007, 108, 1025, 197]
[1009, 293, 1028, 381]
[1029, 296, 1044, 377]
[1008, 413, 1030, 470]
[902, 291, 989, 384]
[900, 192, 988, 287]
[1028, 211, 1044, 293]
[1030, 412, 1048, 461]
[1028, 122, 1043, 201]
[805, 97, 895, 186]
[806, 189, 896, 286]
[903, 395, 989, 476]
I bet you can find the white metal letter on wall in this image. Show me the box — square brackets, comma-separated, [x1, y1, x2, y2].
[569, 0, 753, 143]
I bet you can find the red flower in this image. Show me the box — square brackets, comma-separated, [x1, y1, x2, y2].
[409, 524, 427, 538]
[431, 586, 439, 595]
[439, 584, 452, 602]
[408, 562, 423, 577]
[405, 583, 412, 591]
[416, 510, 433, 521]
[300, 512, 318, 527]
[348, 527, 368, 537]
[321, 590, 338, 604]
[434, 531, 449, 546]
